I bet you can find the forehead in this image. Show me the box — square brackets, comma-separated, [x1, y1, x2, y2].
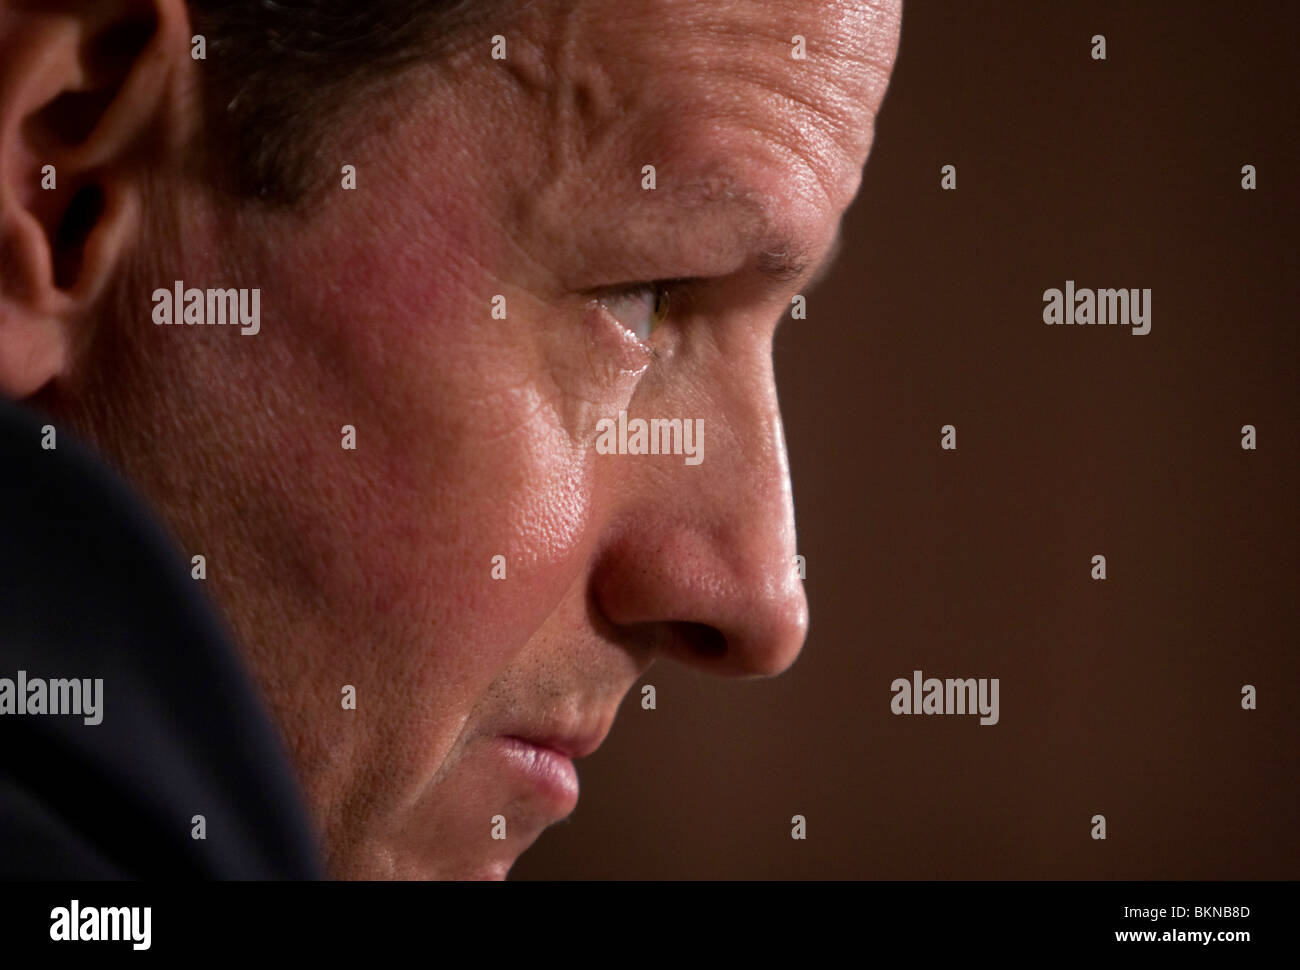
[476, 0, 901, 282]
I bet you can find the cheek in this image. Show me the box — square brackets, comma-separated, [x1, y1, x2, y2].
[244, 174, 638, 810]
[262, 221, 600, 687]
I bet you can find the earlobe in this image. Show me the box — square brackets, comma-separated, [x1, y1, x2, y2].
[0, 303, 68, 399]
[0, 185, 74, 397]
[0, 0, 193, 399]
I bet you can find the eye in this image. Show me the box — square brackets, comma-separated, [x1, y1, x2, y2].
[596, 282, 672, 342]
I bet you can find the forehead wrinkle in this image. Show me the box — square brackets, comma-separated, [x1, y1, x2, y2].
[506, 2, 598, 177]
[507, 0, 680, 181]
[492, 0, 887, 289]
[492, 2, 656, 288]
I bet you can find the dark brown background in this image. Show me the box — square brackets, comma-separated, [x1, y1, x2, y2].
[515, 0, 1299, 879]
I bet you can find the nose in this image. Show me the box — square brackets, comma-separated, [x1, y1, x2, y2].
[589, 343, 809, 678]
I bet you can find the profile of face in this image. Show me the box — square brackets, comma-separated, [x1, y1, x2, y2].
[0, 0, 901, 877]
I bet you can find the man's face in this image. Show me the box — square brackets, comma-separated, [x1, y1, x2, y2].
[70, 0, 901, 877]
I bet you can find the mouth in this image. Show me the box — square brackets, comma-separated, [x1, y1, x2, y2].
[494, 736, 582, 818]
[494, 726, 606, 821]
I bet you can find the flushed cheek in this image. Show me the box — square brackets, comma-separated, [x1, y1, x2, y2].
[270, 209, 613, 677]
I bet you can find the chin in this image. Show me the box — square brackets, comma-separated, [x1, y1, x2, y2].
[403, 855, 520, 882]
[326, 830, 537, 882]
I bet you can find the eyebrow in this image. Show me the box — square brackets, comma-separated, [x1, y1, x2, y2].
[759, 224, 847, 288]
[596, 172, 846, 294]
[757, 227, 845, 289]
[671, 175, 845, 289]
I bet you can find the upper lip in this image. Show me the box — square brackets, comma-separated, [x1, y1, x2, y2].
[505, 723, 609, 760]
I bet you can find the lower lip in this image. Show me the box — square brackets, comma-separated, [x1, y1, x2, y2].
[496, 737, 580, 816]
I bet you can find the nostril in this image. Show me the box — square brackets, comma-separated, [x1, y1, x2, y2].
[671, 621, 727, 659]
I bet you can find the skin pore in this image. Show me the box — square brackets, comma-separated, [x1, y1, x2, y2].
[0, 0, 901, 878]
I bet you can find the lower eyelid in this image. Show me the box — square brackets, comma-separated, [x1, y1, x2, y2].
[583, 298, 654, 376]
[589, 285, 655, 343]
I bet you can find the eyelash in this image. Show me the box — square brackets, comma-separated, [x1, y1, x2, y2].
[629, 281, 668, 329]
[610, 278, 695, 327]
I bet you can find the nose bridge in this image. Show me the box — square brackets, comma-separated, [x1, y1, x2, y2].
[706, 372, 800, 588]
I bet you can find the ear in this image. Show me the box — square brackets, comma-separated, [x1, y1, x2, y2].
[0, 0, 195, 398]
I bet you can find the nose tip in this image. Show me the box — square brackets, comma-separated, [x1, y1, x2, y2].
[592, 524, 810, 679]
[712, 566, 809, 677]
